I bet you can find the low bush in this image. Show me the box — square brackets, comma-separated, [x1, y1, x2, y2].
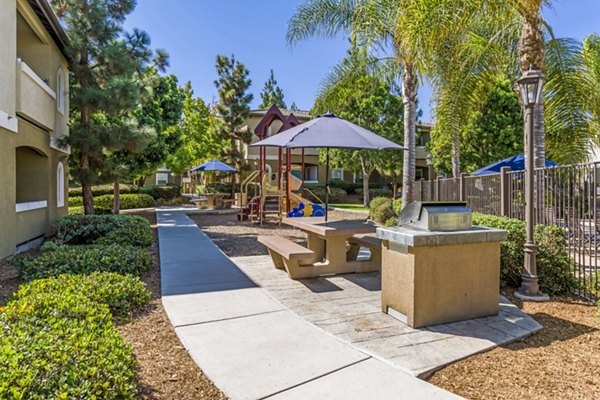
[55, 214, 152, 247]
[68, 183, 138, 197]
[198, 182, 233, 194]
[139, 184, 180, 200]
[94, 193, 155, 210]
[356, 188, 393, 198]
[304, 184, 347, 203]
[370, 197, 396, 226]
[473, 213, 576, 294]
[392, 198, 403, 216]
[0, 273, 149, 399]
[330, 179, 361, 195]
[13, 244, 152, 281]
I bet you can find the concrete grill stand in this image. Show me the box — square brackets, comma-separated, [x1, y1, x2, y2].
[376, 202, 508, 328]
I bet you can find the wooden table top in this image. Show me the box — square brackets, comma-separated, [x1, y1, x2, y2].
[282, 217, 377, 237]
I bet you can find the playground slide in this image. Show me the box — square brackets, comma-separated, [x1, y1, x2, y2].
[287, 173, 326, 218]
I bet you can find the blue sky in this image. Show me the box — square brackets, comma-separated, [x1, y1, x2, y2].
[124, 0, 600, 122]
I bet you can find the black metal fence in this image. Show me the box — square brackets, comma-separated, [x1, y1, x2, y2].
[415, 162, 600, 301]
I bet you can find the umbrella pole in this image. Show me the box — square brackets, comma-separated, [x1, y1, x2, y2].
[325, 147, 329, 222]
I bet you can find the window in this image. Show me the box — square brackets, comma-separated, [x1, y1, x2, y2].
[57, 162, 64, 207]
[156, 173, 169, 185]
[56, 68, 65, 114]
[331, 168, 344, 181]
[267, 125, 273, 137]
[304, 166, 318, 182]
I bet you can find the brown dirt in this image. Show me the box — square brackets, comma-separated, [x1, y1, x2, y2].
[118, 211, 227, 399]
[428, 289, 600, 400]
[188, 210, 365, 258]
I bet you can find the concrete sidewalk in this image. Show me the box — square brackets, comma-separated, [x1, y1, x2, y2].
[157, 210, 462, 400]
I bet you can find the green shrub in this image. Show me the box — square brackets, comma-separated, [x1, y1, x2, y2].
[68, 183, 138, 197]
[473, 213, 576, 294]
[55, 214, 152, 247]
[370, 197, 395, 225]
[304, 185, 347, 203]
[68, 205, 84, 215]
[69, 195, 83, 206]
[198, 182, 233, 194]
[356, 188, 393, 198]
[93, 193, 155, 210]
[0, 273, 148, 399]
[139, 184, 180, 200]
[330, 179, 361, 195]
[392, 198, 403, 216]
[13, 244, 152, 281]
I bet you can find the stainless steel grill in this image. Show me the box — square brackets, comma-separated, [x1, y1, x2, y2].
[397, 201, 472, 231]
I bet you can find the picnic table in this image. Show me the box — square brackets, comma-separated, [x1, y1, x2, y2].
[258, 217, 382, 279]
[192, 193, 232, 210]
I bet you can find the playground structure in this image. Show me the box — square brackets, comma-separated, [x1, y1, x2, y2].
[238, 106, 326, 224]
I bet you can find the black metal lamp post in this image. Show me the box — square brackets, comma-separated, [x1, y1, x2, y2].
[516, 69, 549, 301]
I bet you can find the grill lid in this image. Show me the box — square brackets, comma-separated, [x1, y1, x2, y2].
[397, 201, 472, 231]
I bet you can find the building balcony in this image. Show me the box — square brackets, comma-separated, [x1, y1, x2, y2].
[416, 146, 430, 161]
[16, 58, 56, 131]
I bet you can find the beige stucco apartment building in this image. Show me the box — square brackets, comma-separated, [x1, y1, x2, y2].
[0, 0, 70, 258]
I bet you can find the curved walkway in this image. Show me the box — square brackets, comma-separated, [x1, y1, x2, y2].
[157, 210, 461, 400]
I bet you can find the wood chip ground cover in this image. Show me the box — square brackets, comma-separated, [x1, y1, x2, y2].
[192, 212, 600, 400]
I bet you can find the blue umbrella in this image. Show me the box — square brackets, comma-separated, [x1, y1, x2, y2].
[192, 159, 237, 172]
[471, 153, 556, 176]
[251, 112, 405, 221]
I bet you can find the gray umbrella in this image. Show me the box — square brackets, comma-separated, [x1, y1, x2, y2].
[251, 112, 406, 220]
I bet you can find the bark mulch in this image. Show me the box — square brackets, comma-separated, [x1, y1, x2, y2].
[189, 209, 365, 258]
[118, 211, 226, 399]
[190, 212, 600, 400]
[428, 290, 600, 400]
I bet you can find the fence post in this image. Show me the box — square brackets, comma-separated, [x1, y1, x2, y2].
[500, 166, 511, 217]
[435, 177, 440, 201]
[420, 179, 424, 201]
[459, 173, 466, 202]
[429, 179, 435, 201]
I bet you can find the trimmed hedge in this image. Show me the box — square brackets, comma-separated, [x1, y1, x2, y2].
[0, 272, 149, 399]
[140, 184, 180, 200]
[13, 244, 152, 281]
[70, 193, 155, 210]
[392, 198, 403, 216]
[304, 184, 347, 203]
[198, 182, 233, 194]
[68, 184, 138, 197]
[55, 214, 152, 247]
[369, 197, 396, 226]
[356, 188, 393, 198]
[473, 213, 577, 294]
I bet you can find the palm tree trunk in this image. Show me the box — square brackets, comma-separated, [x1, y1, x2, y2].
[451, 133, 461, 177]
[402, 62, 417, 208]
[519, 14, 546, 168]
[113, 181, 120, 214]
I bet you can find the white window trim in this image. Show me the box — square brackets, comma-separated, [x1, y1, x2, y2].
[331, 168, 344, 181]
[16, 200, 48, 213]
[304, 180, 319, 184]
[156, 172, 169, 185]
[56, 67, 65, 115]
[57, 162, 65, 207]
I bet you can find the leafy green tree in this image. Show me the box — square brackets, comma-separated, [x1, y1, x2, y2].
[312, 73, 403, 206]
[166, 83, 224, 175]
[52, 0, 167, 214]
[430, 76, 523, 174]
[259, 69, 287, 109]
[213, 55, 253, 191]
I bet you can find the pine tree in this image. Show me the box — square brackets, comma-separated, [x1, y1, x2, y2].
[290, 102, 299, 111]
[259, 69, 286, 109]
[213, 55, 253, 192]
[51, 0, 167, 214]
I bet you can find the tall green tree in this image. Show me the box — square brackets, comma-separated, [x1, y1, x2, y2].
[430, 76, 523, 174]
[166, 83, 223, 175]
[213, 55, 253, 191]
[312, 72, 403, 206]
[52, 0, 167, 214]
[259, 69, 287, 109]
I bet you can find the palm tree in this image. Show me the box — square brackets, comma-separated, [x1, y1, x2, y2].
[287, 0, 419, 207]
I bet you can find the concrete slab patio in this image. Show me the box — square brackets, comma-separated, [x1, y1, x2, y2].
[158, 210, 462, 399]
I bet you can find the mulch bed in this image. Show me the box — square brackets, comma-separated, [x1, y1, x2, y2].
[191, 212, 600, 400]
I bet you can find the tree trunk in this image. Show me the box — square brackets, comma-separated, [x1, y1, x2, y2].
[113, 181, 120, 214]
[138, 176, 146, 187]
[519, 14, 546, 168]
[392, 181, 398, 199]
[80, 152, 94, 215]
[362, 173, 370, 208]
[401, 62, 418, 208]
[451, 133, 461, 178]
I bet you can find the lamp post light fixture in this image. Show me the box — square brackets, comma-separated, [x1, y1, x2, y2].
[515, 69, 549, 301]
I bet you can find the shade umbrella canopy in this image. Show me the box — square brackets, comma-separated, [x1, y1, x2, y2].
[192, 159, 237, 172]
[251, 112, 406, 221]
[471, 153, 557, 176]
[251, 112, 405, 150]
